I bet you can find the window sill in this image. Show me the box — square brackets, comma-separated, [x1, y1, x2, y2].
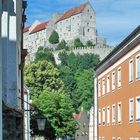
[136, 77, 140, 81]
[129, 119, 134, 124]
[136, 118, 140, 123]
[112, 122, 116, 125]
[129, 80, 134, 84]
[118, 121, 122, 125]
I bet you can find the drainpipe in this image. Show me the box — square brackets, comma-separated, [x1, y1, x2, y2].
[93, 72, 98, 140]
[0, 0, 2, 139]
[21, 1, 28, 140]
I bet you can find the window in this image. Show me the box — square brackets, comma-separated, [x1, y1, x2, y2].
[130, 138, 134, 140]
[129, 98, 134, 122]
[135, 138, 139, 140]
[112, 104, 116, 124]
[98, 109, 101, 125]
[98, 81, 101, 97]
[87, 29, 90, 32]
[118, 68, 122, 87]
[102, 79, 105, 95]
[107, 106, 110, 125]
[102, 108, 105, 125]
[136, 54, 140, 79]
[129, 59, 134, 82]
[112, 72, 115, 90]
[112, 137, 116, 140]
[107, 75, 110, 93]
[102, 137, 105, 140]
[117, 138, 121, 140]
[136, 96, 140, 122]
[118, 102, 122, 124]
[99, 137, 101, 140]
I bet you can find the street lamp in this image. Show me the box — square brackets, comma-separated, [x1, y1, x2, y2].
[37, 117, 46, 131]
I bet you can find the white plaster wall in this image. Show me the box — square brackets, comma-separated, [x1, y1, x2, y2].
[24, 89, 30, 140]
[1, 0, 22, 108]
[55, 3, 97, 44]
[89, 106, 94, 140]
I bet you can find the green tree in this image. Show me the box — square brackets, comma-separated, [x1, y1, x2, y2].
[56, 40, 69, 50]
[86, 40, 95, 47]
[75, 69, 94, 111]
[58, 52, 100, 112]
[24, 60, 76, 137]
[74, 38, 84, 48]
[35, 46, 55, 64]
[24, 60, 64, 99]
[35, 90, 76, 138]
[49, 30, 59, 44]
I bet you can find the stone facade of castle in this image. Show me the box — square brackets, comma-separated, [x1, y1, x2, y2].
[23, 2, 111, 63]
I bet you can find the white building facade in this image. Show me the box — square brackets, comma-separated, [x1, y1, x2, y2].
[55, 2, 101, 45]
[23, 2, 107, 63]
[0, 0, 27, 139]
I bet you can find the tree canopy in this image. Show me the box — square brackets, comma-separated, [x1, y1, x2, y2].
[49, 30, 59, 44]
[73, 38, 84, 48]
[58, 52, 100, 112]
[56, 40, 69, 51]
[24, 60, 76, 138]
[35, 46, 55, 64]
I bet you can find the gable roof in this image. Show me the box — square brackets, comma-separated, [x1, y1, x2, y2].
[30, 21, 49, 34]
[23, 25, 31, 33]
[56, 2, 88, 23]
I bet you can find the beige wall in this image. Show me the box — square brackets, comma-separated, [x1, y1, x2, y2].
[98, 43, 140, 140]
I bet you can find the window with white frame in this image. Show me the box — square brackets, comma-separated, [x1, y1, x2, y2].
[102, 79, 105, 95]
[118, 102, 122, 123]
[99, 137, 101, 140]
[135, 138, 139, 140]
[117, 137, 121, 140]
[98, 109, 101, 125]
[130, 138, 134, 140]
[107, 75, 110, 93]
[112, 104, 116, 124]
[136, 96, 140, 122]
[102, 108, 105, 125]
[112, 72, 115, 90]
[129, 98, 134, 122]
[129, 59, 134, 82]
[107, 106, 110, 125]
[112, 137, 116, 140]
[136, 54, 140, 79]
[102, 137, 105, 140]
[98, 81, 101, 97]
[118, 68, 122, 87]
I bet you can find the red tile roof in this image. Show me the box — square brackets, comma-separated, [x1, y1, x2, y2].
[57, 3, 88, 23]
[74, 112, 83, 120]
[23, 26, 31, 33]
[30, 21, 49, 34]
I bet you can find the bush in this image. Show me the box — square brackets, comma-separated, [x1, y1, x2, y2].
[49, 30, 59, 44]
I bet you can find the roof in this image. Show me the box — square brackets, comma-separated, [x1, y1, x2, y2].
[56, 2, 88, 23]
[94, 25, 140, 75]
[74, 112, 83, 120]
[30, 21, 49, 34]
[23, 25, 31, 33]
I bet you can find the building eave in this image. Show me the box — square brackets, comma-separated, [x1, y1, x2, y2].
[94, 25, 140, 76]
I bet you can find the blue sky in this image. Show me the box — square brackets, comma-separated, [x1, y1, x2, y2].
[26, 0, 140, 46]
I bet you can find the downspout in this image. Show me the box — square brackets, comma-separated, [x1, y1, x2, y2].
[21, 1, 28, 140]
[93, 72, 98, 140]
[0, 0, 2, 139]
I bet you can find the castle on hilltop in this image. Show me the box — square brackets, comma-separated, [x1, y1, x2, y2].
[23, 2, 112, 62]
